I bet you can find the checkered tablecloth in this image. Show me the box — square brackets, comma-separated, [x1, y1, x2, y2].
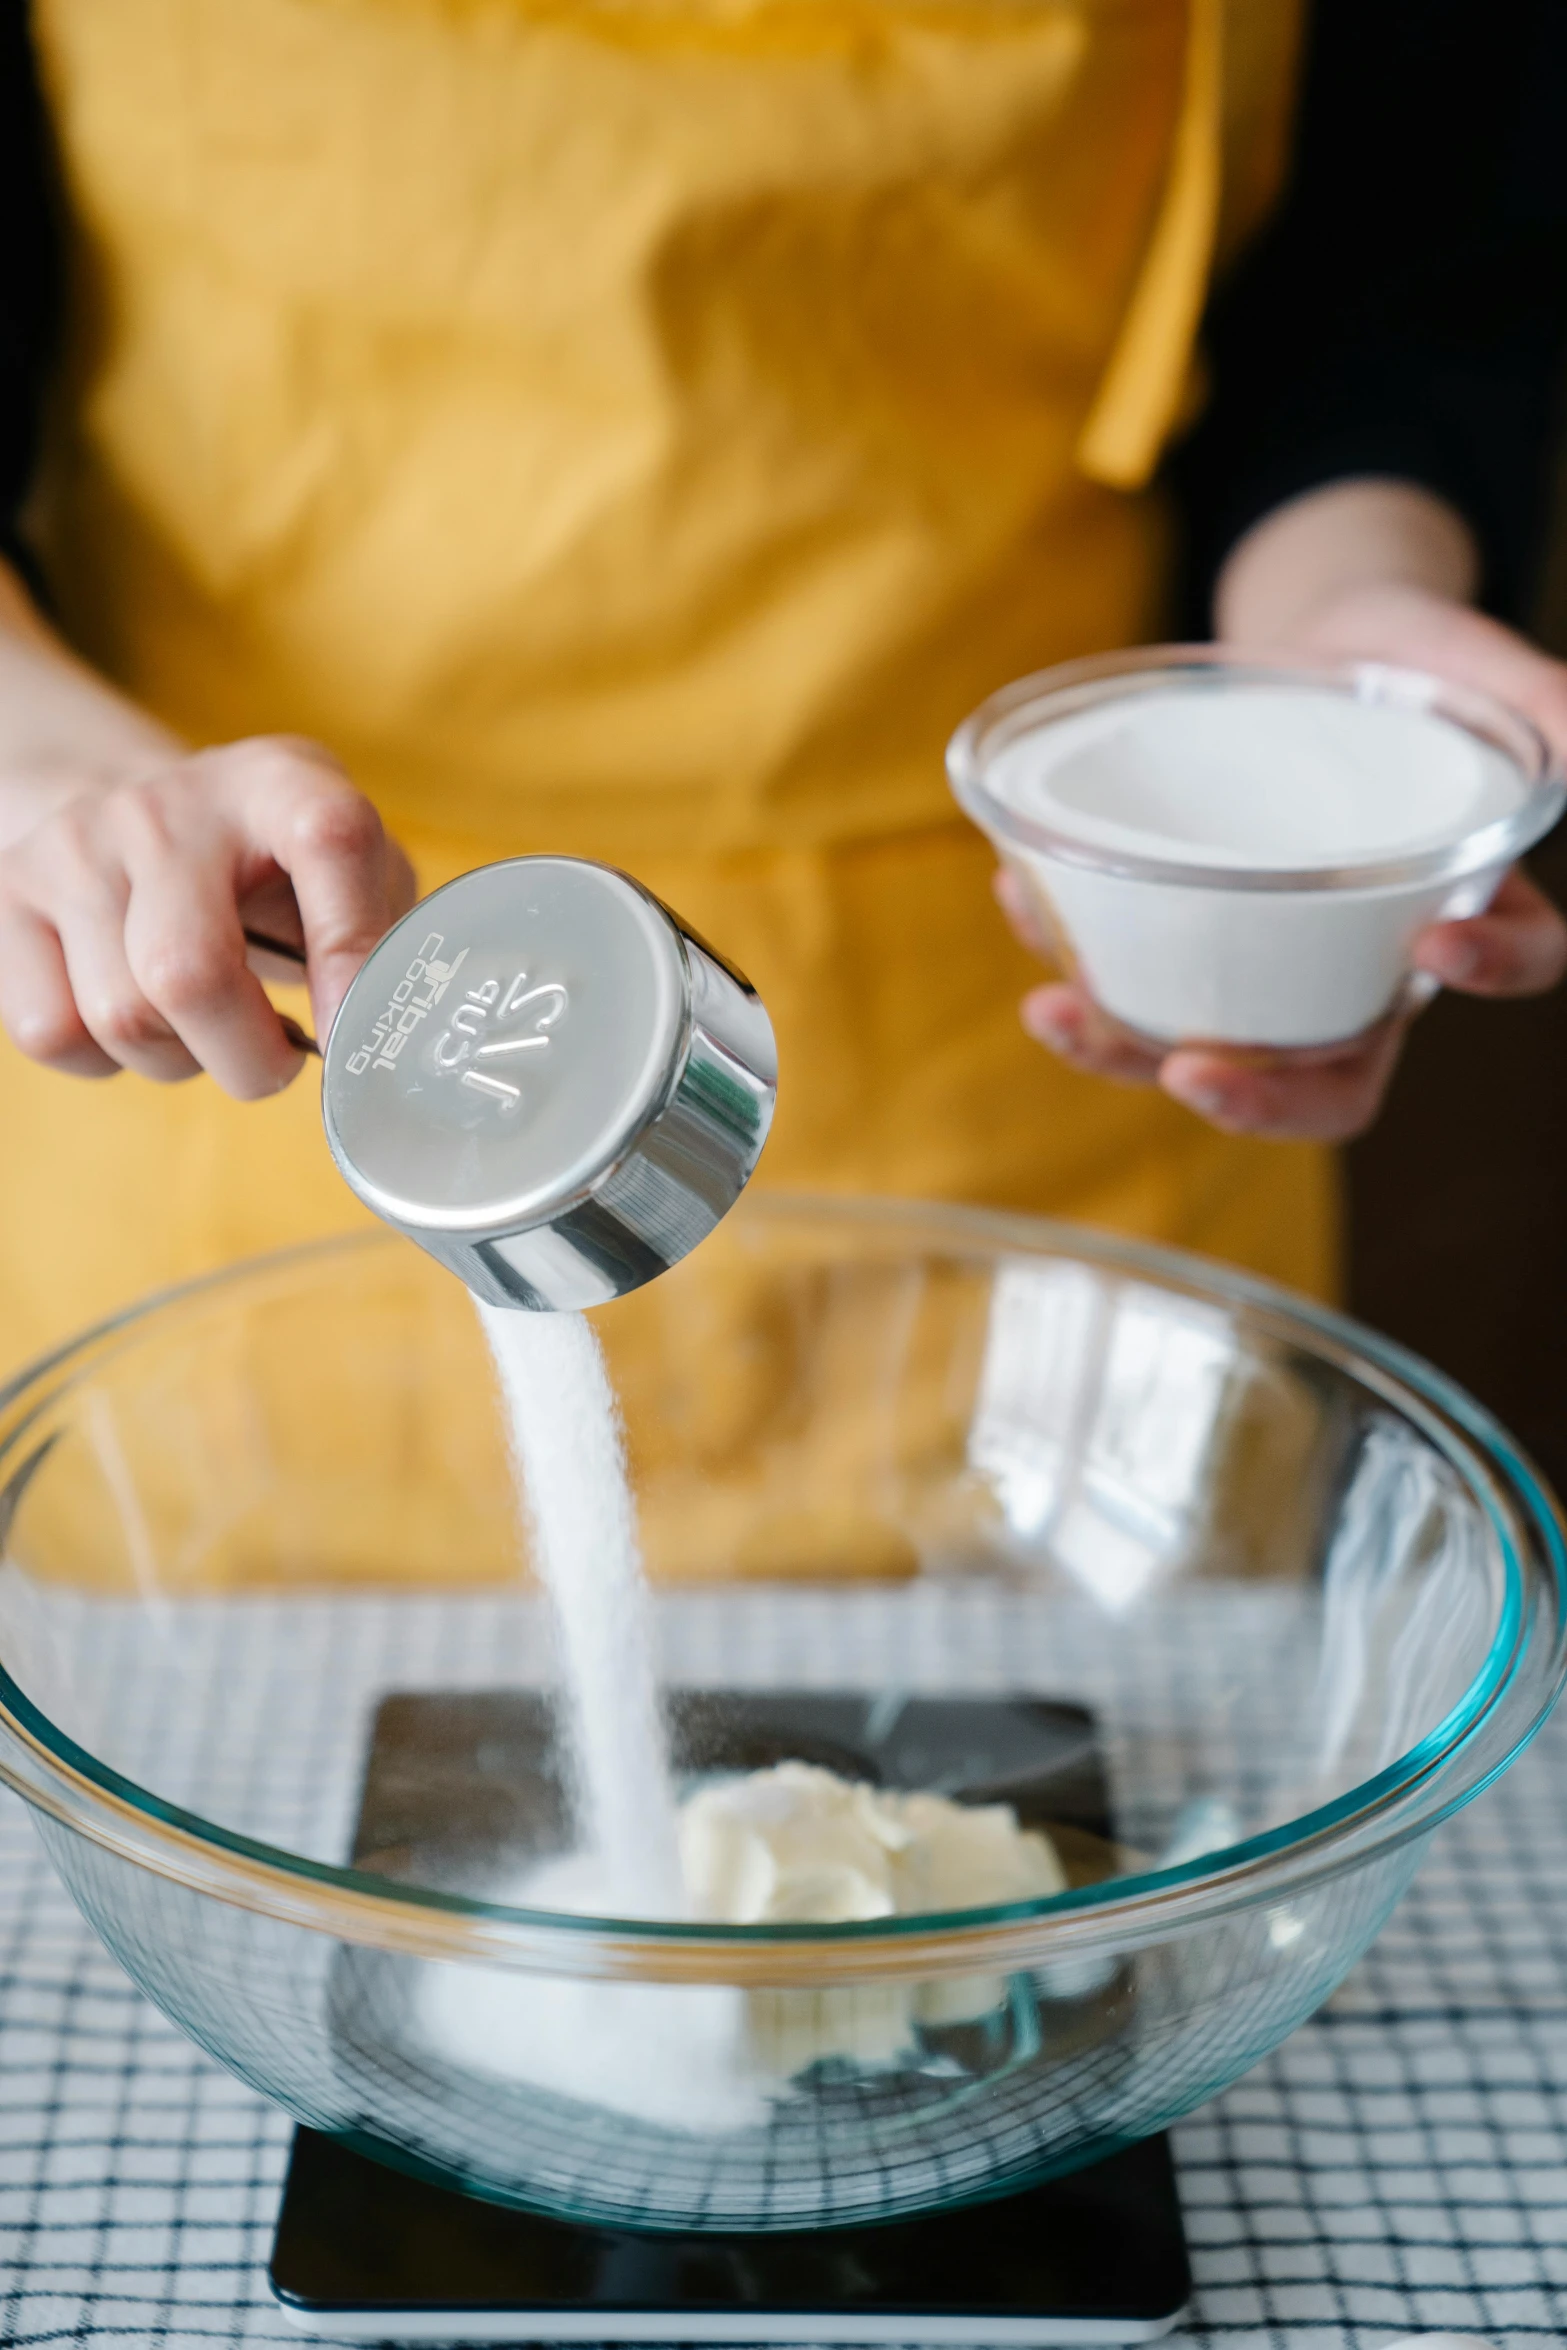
[1, 1689, 1563, 2348]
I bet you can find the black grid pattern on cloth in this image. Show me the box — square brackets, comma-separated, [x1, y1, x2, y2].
[0, 1673, 1562, 2344]
[7, 1580, 1457, 1866]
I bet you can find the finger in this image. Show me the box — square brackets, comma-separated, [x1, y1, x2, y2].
[1159, 1025, 1407, 1143]
[243, 931, 311, 990]
[241, 832, 415, 941]
[14, 809, 202, 1083]
[53, 890, 201, 1083]
[239, 833, 412, 981]
[1301, 587, 1567, 765]
[218, 739, 394, 1033]
[1021, 984, 1167, 1086]
[0, 900, 119, 1078]
[1414, 868, 1567, 998]
[384, 832, 419, 923]
[1415, 614, 1567, 765]
[119, 826, 307, 1101]
[236, 873, 308, 983]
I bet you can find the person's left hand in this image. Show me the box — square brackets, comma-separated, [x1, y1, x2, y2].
[1002, 574, 1567, 1142]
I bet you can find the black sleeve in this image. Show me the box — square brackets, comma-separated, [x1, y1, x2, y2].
[0, 0, 60, 588]
[1172, 0, 1567, 630]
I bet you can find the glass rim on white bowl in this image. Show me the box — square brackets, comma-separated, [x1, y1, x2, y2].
[946, 644, 1566, 899]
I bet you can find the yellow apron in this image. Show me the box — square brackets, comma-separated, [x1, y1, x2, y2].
[12, 0, 1330, 1388]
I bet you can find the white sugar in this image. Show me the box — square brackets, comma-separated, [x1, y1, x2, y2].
[988, 685, 1522, 871]
[477, 1301, 684, 1919]
[427, 1302, 1067, 2137]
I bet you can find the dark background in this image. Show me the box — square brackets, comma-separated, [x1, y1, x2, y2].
[1346, 459, 1567, 1495]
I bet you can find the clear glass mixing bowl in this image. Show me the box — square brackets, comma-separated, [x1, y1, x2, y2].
[0, 1197, 1560, 2233]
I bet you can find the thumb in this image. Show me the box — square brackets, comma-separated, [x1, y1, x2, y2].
[220, 737, 397, 1033]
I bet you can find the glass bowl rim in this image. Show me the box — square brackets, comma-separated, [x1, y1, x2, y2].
[946, 645, 1567, 895]
[0, 1196, 1561, 1978]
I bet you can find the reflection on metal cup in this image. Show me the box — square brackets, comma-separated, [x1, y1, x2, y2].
[323, 856, 777, 1310]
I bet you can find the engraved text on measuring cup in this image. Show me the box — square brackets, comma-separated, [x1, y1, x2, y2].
[433, 971, 569, 1110]
[348, 935, 469, 1076]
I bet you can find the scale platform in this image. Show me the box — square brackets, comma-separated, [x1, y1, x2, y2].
[270, 1689, 1190, 2342]
[270, 2120, 1189, 2343]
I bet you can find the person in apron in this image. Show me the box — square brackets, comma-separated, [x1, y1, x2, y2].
[0, 0, 1563, 1380]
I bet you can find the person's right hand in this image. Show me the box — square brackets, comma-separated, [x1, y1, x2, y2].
[0, 736, 416, 1097]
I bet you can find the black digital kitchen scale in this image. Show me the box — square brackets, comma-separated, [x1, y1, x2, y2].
[269, 1690, 1190, 2343]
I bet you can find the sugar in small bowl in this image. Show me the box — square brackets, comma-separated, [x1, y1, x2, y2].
[948, 649, 1565, 1056]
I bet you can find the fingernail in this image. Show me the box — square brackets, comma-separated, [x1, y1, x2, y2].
[1164, 1072, 1233, 1118]
[1441, 936, 1482, 983]
[1023, 995, 1080, 1049]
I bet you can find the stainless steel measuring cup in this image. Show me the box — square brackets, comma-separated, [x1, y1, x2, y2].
[281, 857, 776, 1310]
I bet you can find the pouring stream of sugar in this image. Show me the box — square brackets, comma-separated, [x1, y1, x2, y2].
[478, 1300, 686, 1919]
[454, 1302, 765, 2136]
[440, 1294, 1076, 2134]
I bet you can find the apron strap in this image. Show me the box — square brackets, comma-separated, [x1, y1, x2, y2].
[1076, 0, 1224, 492]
